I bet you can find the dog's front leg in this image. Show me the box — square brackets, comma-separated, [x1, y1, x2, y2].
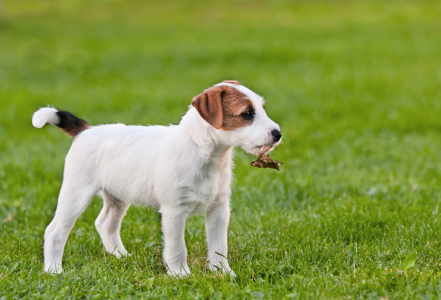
[205, 197, 235, 276]
[161, 208, 190, 276]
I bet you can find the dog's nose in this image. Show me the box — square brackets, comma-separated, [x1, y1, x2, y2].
[271, 129, 282, 142]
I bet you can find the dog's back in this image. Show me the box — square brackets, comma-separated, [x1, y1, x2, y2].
[68, 123, 171, 207]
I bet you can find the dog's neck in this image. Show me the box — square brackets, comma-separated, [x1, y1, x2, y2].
[178, 107, 233, 168]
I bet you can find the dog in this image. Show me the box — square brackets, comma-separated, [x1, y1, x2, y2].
[32, 80, 282, 276]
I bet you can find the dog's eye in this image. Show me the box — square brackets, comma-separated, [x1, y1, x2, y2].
[263, 106, 266, 110]
[241, 110, 254, 120]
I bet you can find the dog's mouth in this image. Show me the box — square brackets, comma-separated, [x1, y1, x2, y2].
[256, 144, 275, 156]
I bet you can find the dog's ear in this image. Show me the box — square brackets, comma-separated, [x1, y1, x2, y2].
[191, 86, 225, 129]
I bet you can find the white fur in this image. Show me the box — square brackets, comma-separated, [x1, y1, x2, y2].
[36, 83, 281, 276]
[32, 107, 59, 128]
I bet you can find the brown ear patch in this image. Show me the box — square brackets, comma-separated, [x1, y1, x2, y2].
[192, 84, 253, 130]
[222, 80, 240, 85]
[191, 86, 225, 129]
[220, 87, 254, 131]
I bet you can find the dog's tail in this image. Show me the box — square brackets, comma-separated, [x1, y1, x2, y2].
[32, 107, 90, 138]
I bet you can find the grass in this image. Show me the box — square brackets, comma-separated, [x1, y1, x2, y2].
[1, 0, 441, 298]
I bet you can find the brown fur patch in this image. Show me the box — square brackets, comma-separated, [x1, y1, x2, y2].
[222, 80, 240, 85]
[192, 85, 254, 130]
[56, 110, 90, 138]
[220, 87, 254, 131]
[191, 86, 224, 129]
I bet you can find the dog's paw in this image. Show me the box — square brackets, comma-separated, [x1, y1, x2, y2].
[113, 249, 129, 258]
[167, 265, 191, 277]
[220, 268, 236, 277]
[44, 263, 63, 274]
[207, 263, 236, 277]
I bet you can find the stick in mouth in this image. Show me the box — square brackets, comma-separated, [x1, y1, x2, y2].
[250, 145, 283, 171]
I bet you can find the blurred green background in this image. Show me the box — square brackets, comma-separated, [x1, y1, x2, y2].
[1, 0, 441, 298]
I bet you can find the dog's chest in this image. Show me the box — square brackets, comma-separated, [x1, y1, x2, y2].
[185, 181, 218, 215]
[193, 173, 221, 201]
[184, 166, 230, 209]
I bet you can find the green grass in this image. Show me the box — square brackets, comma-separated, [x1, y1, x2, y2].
[1, 0, 441, 298]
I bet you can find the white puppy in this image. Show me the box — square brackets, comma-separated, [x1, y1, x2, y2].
[32, 80, 282, 276]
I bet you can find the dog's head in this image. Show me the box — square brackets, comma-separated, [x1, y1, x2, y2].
[192, 80, 282, 155]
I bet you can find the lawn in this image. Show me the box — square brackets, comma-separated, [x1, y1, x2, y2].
[1, 0, 441, 298]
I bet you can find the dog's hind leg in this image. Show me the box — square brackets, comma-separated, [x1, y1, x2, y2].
[95, 191, 130, 257]
[44, 183, 96, 274]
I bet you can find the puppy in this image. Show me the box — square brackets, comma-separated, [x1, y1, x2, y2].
[32, 80, 282, 276]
